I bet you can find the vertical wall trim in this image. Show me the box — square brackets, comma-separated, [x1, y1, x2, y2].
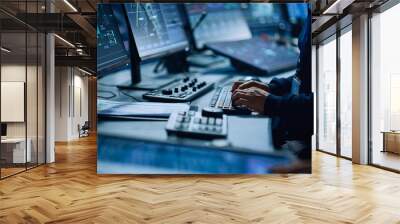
[25, 5, 28, 170]
[367, 12, 373, 165]
[336, 28, 341, 157]
[316, 44, 320, 150]
[0, 22, 2, 179]
[36, 11, 39, 167]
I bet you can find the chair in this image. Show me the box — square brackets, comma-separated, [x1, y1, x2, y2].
[78, 121, 90, 138]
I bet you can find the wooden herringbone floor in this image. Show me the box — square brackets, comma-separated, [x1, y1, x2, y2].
[1, 135, 400, 224]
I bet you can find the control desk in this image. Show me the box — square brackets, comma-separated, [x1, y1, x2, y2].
[97, 60, 295, 157]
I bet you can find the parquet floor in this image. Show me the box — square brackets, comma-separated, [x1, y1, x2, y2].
[1, 135, 400, 224]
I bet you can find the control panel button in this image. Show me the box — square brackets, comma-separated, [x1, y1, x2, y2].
[161, 89, 173, 95]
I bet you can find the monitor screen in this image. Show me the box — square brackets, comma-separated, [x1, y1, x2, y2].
[185, 3, 252, 49]
[287, 3, 308, 23]
[124, 3, 188, 60]
[98, 135, 291, 174]
[241, 3, 283, 28]
[97, 4, 130, 73]
[1, 123, 7, 137]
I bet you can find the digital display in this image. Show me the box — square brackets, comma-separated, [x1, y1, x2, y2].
[124, 3, 188, 59]
[97, 4, 129, 72]
[185, 3, 252, 49]
[241, 3, 283, 27]
[287, 3, 308, 23]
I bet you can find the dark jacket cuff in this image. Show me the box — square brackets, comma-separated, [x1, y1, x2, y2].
[264, 94, 282, 116]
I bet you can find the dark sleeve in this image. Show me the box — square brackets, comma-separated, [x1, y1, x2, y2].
[264, 93, 313, 136]
[267, 76, 294, 96]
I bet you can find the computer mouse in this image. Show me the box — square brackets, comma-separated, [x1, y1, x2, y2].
[238, 76, 261, 82]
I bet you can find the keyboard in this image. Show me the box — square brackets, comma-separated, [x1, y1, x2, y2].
[209, 86, 252, 115]
[143, 76, 214, 102]
[166, 110, 228, 139]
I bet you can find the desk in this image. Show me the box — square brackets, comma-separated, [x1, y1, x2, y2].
[382, 131, 400, 154]
[1, 138, 31, 164]
[98, 60, 296, 173]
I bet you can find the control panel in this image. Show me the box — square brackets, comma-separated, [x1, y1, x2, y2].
[143, 76, 214, 102]
[166, 109, 228, 139]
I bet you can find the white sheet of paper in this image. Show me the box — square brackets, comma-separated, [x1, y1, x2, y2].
[98, 99, 189, 118]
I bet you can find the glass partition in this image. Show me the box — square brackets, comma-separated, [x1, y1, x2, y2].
[317, 36, 337, 154]
[0, 1, 46, 179]
[339, 28, 352, 158]
[370, 3, 400, 171]
[1, 31, 28, 177]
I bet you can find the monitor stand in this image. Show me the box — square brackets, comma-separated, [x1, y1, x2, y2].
[118, 80, 175, 91]
[117, 62, 177, 90]
[187, 51, 226, 68]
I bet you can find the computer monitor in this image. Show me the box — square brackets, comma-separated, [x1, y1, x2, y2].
[124, 3, 188, 61]
[185, 3, 252, 49]
[286, 3, 308, 24]
[240, 3, 284, 32]
[1, 123, 7, 138]
[112, 3, 189, 89]
[97, 4, 130, 76]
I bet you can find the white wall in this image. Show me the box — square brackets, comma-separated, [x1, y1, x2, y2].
[54, 66, 89, 141]
[1, 63, 46, 164]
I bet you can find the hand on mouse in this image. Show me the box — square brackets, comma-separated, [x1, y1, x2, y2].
[231, 80, 269, 93]
[232, 87, 270, 114]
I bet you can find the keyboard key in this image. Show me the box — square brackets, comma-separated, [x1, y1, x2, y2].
[209, 117, 216, 125]
[182, 124, 189, 130]
[176, 116, 184, 123]
[216, 119, 222, 126]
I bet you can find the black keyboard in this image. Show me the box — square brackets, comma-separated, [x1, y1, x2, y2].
[209, 86, 252, 115]
[166, 111, 228, 139]
[143, 76, 214, 102]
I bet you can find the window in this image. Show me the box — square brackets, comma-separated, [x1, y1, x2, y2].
[317, 36, 337, 154]
[339, 28, 352, 158]
[370, 3, 400, 171]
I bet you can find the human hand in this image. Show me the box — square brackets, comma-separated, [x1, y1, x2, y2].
[231, 80, 269, 93]
[231, 87, 270, 114]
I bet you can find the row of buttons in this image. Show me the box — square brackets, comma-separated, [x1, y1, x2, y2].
[176, 115, 222, 126]
[160, 80, 207, 96]
[174, 123, 223, 133]
[193, 117, 223, 126]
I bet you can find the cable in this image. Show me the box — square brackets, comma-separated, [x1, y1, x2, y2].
[97, 90, 116, 99]
[119, 90, 140, 102]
